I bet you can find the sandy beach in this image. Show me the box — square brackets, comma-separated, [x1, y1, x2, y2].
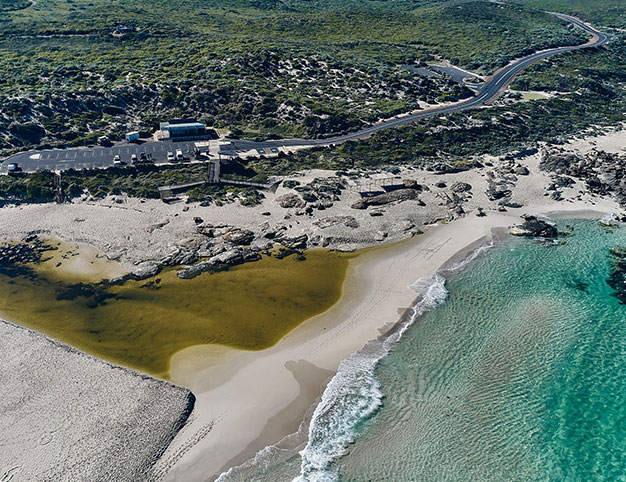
[0, 127, 624, 480]
[0, 319, 195, 482]
[160, 202, 621, 481]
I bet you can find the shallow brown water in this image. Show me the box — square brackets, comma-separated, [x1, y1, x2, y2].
[0, 247, 351, 379]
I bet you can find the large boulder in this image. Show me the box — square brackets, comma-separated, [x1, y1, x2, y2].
[351, 189, 421, 210]
[511, 216, 558, 238]
[132, 262, 161, 280]
[486, 184, 512, 201]
[276, 193, 306, 209]
[223, 228, 255, 246]
[451, 182, 472, 193]
[276, 234, 308, 250]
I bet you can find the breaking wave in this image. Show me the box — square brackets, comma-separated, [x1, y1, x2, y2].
[216, 242, 492, 482]
[292, 274, 448, 482]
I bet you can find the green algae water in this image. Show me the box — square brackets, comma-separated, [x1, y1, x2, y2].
[0, 249, 350, 379]
[220, 219, 626, 482]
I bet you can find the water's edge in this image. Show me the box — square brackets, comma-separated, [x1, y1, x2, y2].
[216, 235, 497, 482]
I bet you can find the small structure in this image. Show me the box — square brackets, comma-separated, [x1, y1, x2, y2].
[125, 131, 140, 142]
[158, 119, 209, 141]
[158, 158, 271, 202]
[112, 25, 138, 36]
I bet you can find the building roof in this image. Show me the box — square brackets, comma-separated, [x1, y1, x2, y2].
[160, 120, 206, 130]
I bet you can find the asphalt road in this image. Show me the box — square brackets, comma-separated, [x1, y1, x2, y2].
[1, 13, 609, 174]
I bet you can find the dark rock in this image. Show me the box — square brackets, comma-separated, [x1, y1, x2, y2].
[485, 184, 512, 201]
[402, 179, 426, 191]
[512, 216, 558, 238]
[193, 217, 204, 224]
[451, 182, 472, 193]
[351, 189, 420, 209]
[514, 166, 530, 176]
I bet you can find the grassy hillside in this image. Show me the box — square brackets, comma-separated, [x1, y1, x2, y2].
[513, 0, 626, 28]
[0, 0, 585, 154]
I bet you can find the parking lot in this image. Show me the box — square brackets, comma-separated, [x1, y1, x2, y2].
[1, 140, 200, 174]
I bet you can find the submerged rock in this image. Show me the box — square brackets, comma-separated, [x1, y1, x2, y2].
[608, 246, 626, 303]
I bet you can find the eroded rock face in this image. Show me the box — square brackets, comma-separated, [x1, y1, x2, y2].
[276, 193, 305, 209]
[351, 189, 421, 209]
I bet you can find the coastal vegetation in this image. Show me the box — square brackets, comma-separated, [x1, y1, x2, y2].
[0, 0, 585, 154]
[0, 242, 351, 377]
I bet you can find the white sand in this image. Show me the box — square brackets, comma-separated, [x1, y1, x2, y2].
[0, 128, 625, 481]
[159, 194, 621, 481]
[0, 319, 194, 482]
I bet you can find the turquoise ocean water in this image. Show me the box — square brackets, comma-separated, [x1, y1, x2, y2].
[218, 219, 626, 482]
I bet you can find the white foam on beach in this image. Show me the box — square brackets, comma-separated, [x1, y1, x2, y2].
[292, 274, 448, 482]
[215, 242, 493, 482]
[292, 240, 495, 482]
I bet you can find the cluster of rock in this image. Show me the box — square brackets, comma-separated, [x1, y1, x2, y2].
[435, 181, 473, 216]
[510, 216, 558, 238]
[0, 234, 56, 276]
[539, 148, 626, 205]
[276, 176, 345, 214]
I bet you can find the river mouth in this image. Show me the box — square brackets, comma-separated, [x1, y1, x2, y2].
[0, 237, 352, 379]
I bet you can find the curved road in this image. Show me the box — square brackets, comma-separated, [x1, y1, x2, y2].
[1, 13, 610, 174]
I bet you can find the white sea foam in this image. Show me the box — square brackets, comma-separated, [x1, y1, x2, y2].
[217, 243, 491, 482]
[292, 273, 448, 482]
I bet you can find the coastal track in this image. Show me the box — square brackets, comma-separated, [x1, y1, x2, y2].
[1, 13, 610, 174]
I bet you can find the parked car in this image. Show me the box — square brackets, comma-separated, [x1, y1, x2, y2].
[175, 149, 184, 161]
[113, 155, 125, 166]
[139, 152, 147, 162]
[167, 151, 175, 162]
[7, 163, 20, 172]
[131, 154, 138, 164]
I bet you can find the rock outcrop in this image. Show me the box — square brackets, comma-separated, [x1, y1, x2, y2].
[511, 216, 558, 238]
[351, 189, 422, 210]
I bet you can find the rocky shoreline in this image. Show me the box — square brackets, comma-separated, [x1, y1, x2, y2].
[0, 130, 625, 282]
